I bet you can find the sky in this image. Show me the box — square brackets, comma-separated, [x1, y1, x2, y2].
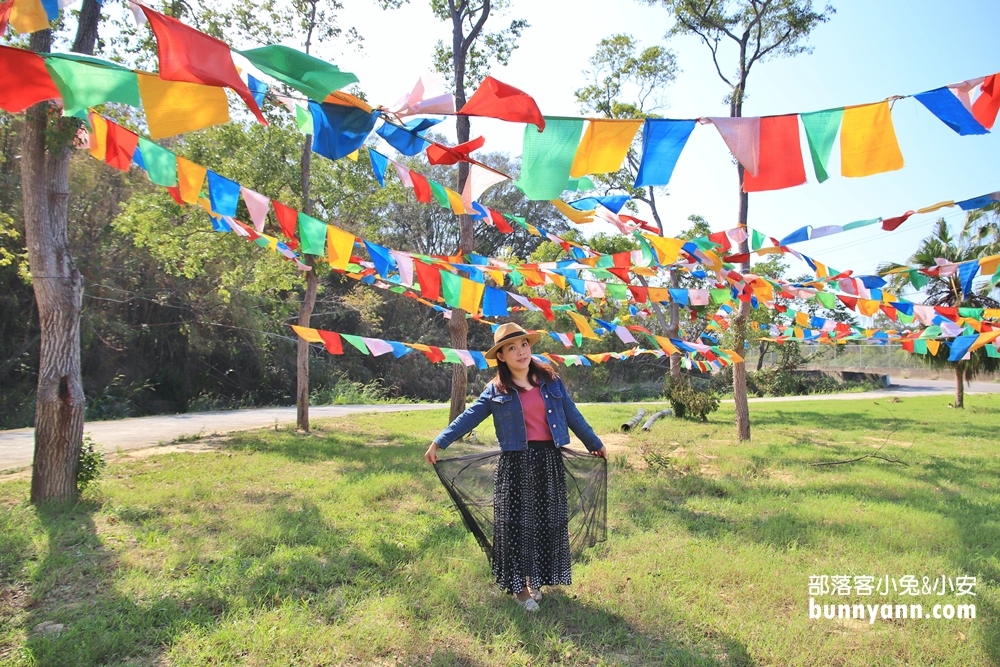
[308, 1, 998, 287]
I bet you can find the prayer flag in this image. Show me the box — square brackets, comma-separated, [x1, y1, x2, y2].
[326, 224, 355, 271]
[369, 149, 389, 187]
[841, 102, 904, 177]
[409, 170, 432, 203]
[137, 73, 230, 139]
[567, 311, 600, 340]
[800, 108, 843, 182]
[247, 74, 267, 108]
[633, 118, 695, 187]
[9, 0, 48, 33]
[364, 240, 396, 278]
[459, 76, 544, 130]
[0, 45, 59, 112]
[138, 136, 178, 187]
[318, 330, 343, 355]
[426, 135, 485, 165]
[340, 334, 370, 355]
[291, 325, 324, 343]
[439, 270, 463, 309]
[310, 101, 379, 161]
[704, 116, 760, 175]
[514, 118, 584, 200]
[914, 87, 988, 135]
[415, 261, 441, 300]
[461, 163, 508, 210]
[743, 115, 806, 192]
[139, 5, 265, 124]
[206, 170, 240, 217]
[972, 73, 1000, 130]
[459, 277, 485, 313]
[104, 121, 139, 171]
[483, 286, 508, 317]
[43, 54, 140, 119]
[240, 187, 269, 232]
[175, 156, 207, 205]
[375, 117, 440, 155]
[238, 45, 357, 101]
[570, 119, 642, 177]
[297, 212, 328, 255]
[271, 201, 299, 243]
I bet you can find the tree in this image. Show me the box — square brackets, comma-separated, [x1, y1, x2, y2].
[652, 0, 834, 440]
[574, 34, 685, 376]
[430, 0, 528, 420]
[883, 214, 1000, 408]
[19, 0, 102, 504]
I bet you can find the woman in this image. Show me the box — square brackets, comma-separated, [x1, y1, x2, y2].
[425, 322, 607, 612]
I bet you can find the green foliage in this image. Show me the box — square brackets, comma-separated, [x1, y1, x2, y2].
[76, 435, 106, 492]
[664, 377, 720, 421]
[309, 373, 406, 405]
[85, 373, 155, 421]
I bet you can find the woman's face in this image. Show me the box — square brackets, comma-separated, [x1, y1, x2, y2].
[497, 337, 532, 373]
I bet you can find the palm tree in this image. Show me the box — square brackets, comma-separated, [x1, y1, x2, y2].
[883, 207, 1000, 408]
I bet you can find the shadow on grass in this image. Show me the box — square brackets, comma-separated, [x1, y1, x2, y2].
[19, 500, 222, 666]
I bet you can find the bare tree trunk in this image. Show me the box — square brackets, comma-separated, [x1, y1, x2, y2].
[732, 163, 751, 441]
[297, 135, 316, 431]
[953, 362, 965, 409]
[23, 1, 101, 505]
[669, 269, 681, 378]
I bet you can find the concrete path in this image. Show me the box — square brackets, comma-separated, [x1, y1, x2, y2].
[0, 403, 444, 472]
[2, 377, 996, 472]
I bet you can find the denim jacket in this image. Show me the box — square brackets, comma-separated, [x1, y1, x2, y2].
[433, 375, 604, 453]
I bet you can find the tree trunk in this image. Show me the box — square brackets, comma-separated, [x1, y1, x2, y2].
[669, 268, 681, 378]
[23, 1, 101, 505]
[953, 362, 964, 409]
[731, 163, 751, 441]
[447, 9, 476, 422]
[296, 134, 316, 431]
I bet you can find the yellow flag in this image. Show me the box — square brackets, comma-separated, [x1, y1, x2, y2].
[176, 157, 207, 205]
[979, 254, 1000, 275]
[654, 336, 679, 354]
[567, 311, 600, 340]
[137, 73, 230, 140]
[917, 201, 954, 214]
[971, 331, 1000, 351]
[721, 348, 744, 363]
[857, 299, 880, 317]
[644, 234, 685, 264]
[459, 278, 485, 314]
[10, 0, 50, 33]
[445, 187, 466, 214]
[570, 119, 642, 177]
[795, 311, 810, 326]
[291, 325, 324, 343]
[841, 101, 904, 178]
[926, 339, 941, 356]
[346, 150, 359, 161]
[88, 112, 108, 161]
[546, 272, 566, 289]
[647, 287, 669, 303]
[550, 198, 594, 224]
[326, 224, 356, 271]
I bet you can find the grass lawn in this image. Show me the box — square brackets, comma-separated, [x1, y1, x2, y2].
[1, 393, 998, 666]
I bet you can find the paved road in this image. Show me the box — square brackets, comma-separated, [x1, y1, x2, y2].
[1, 378, 996, 471]
[0, 403, 443, 472]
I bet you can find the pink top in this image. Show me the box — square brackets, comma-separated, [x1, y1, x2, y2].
[518, 385, 553, 442]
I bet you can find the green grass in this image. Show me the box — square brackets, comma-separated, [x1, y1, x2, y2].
[1, 394, 998, 666]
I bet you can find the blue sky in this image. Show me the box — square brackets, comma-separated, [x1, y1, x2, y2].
[317, 1, 999, 285]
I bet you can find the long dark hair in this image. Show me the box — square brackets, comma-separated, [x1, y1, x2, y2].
[492, 357, 557, 394]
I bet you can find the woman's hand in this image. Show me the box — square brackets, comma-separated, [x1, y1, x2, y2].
[592, 446, 607, 459]
[425, 442, 440, 465]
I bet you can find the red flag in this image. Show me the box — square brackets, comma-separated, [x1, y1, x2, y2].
[166, 186, 184, 205]
[707, 231, 732, 253]
[423, 346, 446, 363]
[607, 268, 631, 283]
[458, 76, 545, 131]
[743, 115, 806, 193]
[528, 297, 555, 320]
[837, 295, 858, 311]
[426, 136, 485, 165]
[881, 210, 914, 231]
[972, 73, 1000, 130]
[139, 5, 266, 125]
[0, 45, 59, 113]
[934, 306, 958, 320]
[627, 285, 648, 303]
[612, 252, 631, 268]
[414, 261, 441, 300]
[409, 170, 432, 203]
[318, 330, 344, 355]
[880, 304, 898, 321]
[488, 208, 514, 233]
[104, 121, 139, 171]
[271, 201, 299, 244]
[0, 1, 13, 35]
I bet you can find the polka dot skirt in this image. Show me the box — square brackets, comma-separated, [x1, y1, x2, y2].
[491, 443, 572, 595]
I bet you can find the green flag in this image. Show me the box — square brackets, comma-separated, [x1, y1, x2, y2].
[439, 271, 463, 309]
[428, 180, 450, 208]
[815, 291, 836, 309]
[138, 137, 178, 187]
[751, 229, 767, 252]
[514, 118, 584, 200]
[800, 108, 844, 183]
[842, 218, 880, 231]
[43, 54, 140, 119]
[340, 334, 369, 355]
[238, 45, 358, 101]
[297, 212, 328, 256]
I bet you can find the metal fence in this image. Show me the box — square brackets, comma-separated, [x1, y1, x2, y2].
[745, 344, 927, 371]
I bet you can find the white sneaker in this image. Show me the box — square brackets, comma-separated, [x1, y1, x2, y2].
[516, 596, 540, 612]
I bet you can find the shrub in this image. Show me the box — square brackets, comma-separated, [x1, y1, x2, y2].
[664, 378, 720, 421]
[77, 435, 106, 492]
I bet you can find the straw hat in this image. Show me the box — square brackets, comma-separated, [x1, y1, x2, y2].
[484, 322, 541, 360]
